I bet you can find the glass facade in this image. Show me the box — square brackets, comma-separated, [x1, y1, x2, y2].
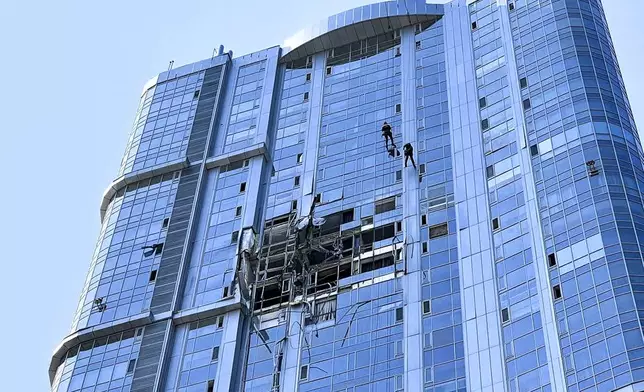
[72, 172, 180, 331]
[51, 328, 144, 392]
[52, 1, 644, 392]
[471, 1, 553, 391]
[119, 74, 205, 176]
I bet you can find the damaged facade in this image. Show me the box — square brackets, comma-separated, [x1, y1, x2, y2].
[51, 1, 644, 392]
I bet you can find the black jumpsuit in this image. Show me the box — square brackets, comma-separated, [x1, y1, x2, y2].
[381, 123, 395, 149]
[403, 143, 416, 168]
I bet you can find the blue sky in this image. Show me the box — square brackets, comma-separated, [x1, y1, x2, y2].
[0, 0, 641, 390]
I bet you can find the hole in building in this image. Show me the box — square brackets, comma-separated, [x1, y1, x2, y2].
[523, 99, 531, 110]
[520, 77, 528, 88]
[492, 218, 500, 230]
[294, 176, 300, 187]
[162, 218, 169, 229]
[211, 346, 219, 361]
[303, 92, 309, 101]
[142, 243, 164, 257]
[342, 209, 354, 224]
[395, 170, 402, 182]
[481, 118, 489, 130]
[423, 300, 431, 315]
[429, 223, 448, 239]
[306, 73, 311, 81]
[419, 164, 426, 174]
[217, 316, 224, 328]
[422, 242, 428, 253]
[243, 159, 250, 167]
[314, 193, 322, 203]
[360, 252, 395, 273]
[395, 307, 404, 323]
[501, 308, 510, 323]
[395, 103, 402, 113]
[231, 231, 239, 244]
[292, 200, 298, 211]
[416, 41, 421, 50]
[193, 90, 200, 99]
[252, 191, 414, 314]
[471, 21, 478, 30]
[479, 97, 487, 108]
[149, 270, 157, 282]
[236, 206, 242, 217]
[223, 286, 230, 298]
[548, 253, 557, 267]
[326, 66, 332, 75]
[553, 285, 562, 300]
[509, 2, 515, 10]
[421, 214, 427, 225]
[297, 153, 303, 164]
[396, 221, 402, 232]
[207, 380, 215, 392]
[395, 47, 401, 56]
[240, 182, 247, 193]
[530, 145, 539, 156]
[135, 327, 144, 337]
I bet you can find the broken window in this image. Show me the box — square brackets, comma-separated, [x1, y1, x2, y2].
[342, 209, 354, 224]
[360, 254, 394, 273]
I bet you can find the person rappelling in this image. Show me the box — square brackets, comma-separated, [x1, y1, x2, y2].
[403, 143, 417, 169]
[381, 121, 396, 150]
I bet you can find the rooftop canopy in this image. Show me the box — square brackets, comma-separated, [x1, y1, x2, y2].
[280, 0, 444, 63]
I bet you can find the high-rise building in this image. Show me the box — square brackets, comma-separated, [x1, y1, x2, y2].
[50, 1, 644, 391]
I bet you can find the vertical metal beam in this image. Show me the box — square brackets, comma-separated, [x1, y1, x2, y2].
[400, 24, 424, 392]
[300, 52, 327, 217]
[444, 1, 507, 391]
[280, 306, 304, 391]
[215, 310, 245, 391]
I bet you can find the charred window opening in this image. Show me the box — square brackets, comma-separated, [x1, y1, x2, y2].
[342, 209, 354, 224]
[253, 205, 401, 314]
[361, 254, 395, 273]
